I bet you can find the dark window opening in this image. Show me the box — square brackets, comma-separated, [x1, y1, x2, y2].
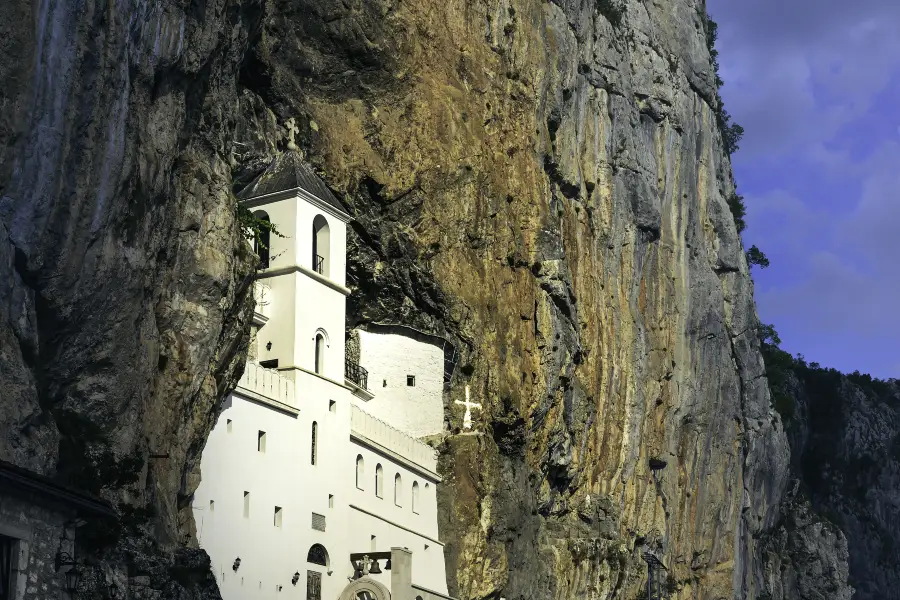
[252, 210, 271, 269]
[0, 535, 14, 600]
[307, 544, 328, 566]
[260, 358, 279, 369]
[315, 335, 325, 374]
[407, 375, 415, 386]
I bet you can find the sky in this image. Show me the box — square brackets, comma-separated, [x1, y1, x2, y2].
[708, 0, 900, 380]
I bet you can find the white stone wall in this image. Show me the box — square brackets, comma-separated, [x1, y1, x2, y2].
[347, 507, 448, 596]
[355, 331, 445, 438]
[194, 378, 449, 600]
[194, 372, 354, 600]
[250, 191, 348, 381]
[195, 190, 451, 600]
[348, 439, 441, 544]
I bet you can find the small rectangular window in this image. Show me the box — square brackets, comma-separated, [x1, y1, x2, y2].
[328, 494, 334, 509]
[370, 535, 377, 551]
[329, 400, 336, 413]
[209, 500, 215, 512]
[243, 492, 250, 518]
[311, 512, 326, 532]
[258, 431, 266, 453]
[226, 419, 232, 433]
[274, 506, 283, 528]
[407, 375, 415, 386]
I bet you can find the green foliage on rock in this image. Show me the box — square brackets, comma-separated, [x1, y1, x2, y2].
[702, 12, 745, 156]
[746, 245, 770, 269]
[727, 193, 747, 233]
[236, 201, 283, 257]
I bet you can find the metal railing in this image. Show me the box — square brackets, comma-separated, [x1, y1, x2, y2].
[314, 254, 324, 274]
[345, 358, 369, 391]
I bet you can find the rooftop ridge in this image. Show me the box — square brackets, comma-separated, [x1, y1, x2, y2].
[237, 151, 346, 214]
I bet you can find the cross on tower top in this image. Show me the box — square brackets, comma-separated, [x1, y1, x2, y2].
[285, 118, 299, 151]
[454, 386, 482, 430]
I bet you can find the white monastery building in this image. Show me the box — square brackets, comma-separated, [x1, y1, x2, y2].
[193, 149, 457, 600]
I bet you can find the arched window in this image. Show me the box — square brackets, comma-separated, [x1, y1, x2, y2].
[312, 215, 330, 276]
[375, 464, 384, 498]
[394, 473, 402, 506]
[311, 422, 318, 465]
[314, 333, 325, 374]
[252, 210, 271, 269]
[355, 455, 364, 489]
[307, 543, 329, 567]
[412, 481, 420, 514]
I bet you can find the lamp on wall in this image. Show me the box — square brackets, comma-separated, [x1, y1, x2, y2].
[64, 566, 83, 594]
[233, 557, 242, 572]
[292, 571, 300, 586]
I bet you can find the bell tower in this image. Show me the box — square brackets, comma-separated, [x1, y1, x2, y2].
[238, 150, 351, 384]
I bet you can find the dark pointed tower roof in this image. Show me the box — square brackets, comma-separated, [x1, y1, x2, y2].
[238, 151, 346, 214]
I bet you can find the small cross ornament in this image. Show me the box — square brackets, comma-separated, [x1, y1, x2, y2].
[285, 118, 299, 151]
[454, 385, 482, 430]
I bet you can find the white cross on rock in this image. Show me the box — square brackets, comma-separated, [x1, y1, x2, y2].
[454, 385, 482, 430]
[285, 118, 299, 151]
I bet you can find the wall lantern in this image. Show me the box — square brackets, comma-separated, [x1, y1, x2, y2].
[64, 566, 83, 594]
[292, 571, 300, 586]
[233, 557, 242, 572]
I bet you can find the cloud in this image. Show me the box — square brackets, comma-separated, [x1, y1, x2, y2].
[707, 0, 900, 378]
[710, 0, 900, 161]
[745, 142, 900, 377]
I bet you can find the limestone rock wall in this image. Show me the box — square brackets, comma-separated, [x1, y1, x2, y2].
[781, 371, 900, 600]
[0, 0, 257, 595]
[0, 0, 857, 599]
[229, 0, 848, 598]
[233, 0, 792, 598]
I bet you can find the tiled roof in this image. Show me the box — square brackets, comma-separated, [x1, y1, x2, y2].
[237, 151, 346, 213]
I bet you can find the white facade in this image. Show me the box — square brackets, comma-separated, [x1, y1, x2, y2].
[356, 331, 446, 438]
[193, 159, 451, 600]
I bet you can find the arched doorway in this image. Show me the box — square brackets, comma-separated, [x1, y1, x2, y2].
[338, 577, 391, 600]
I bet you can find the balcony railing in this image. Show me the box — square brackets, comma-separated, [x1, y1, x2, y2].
[237, 361, 296, 408]
[345, 358, 369, 391]
[350, 406, 437, 473]
[314, 254, 324, 274]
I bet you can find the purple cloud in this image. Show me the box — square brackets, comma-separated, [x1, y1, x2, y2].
[709, 0, 900, 379]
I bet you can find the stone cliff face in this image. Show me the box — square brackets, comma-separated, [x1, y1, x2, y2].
[0, 0, 257, 594]
[775, 368, 899, 600]
[0, 0, 859, 599]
